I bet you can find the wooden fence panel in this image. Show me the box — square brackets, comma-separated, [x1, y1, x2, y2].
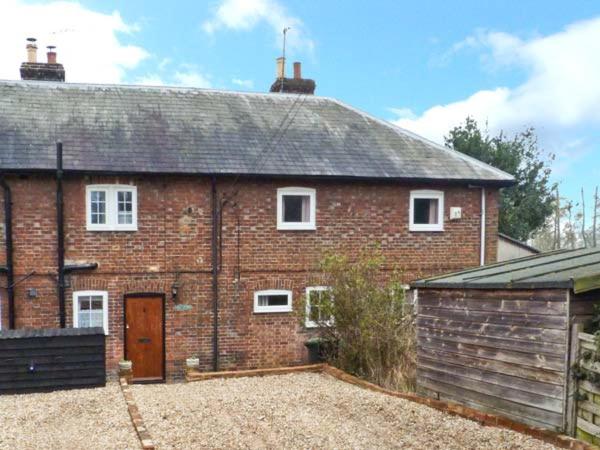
[0, 327, 106, 393]
[416, 288, 568, 431]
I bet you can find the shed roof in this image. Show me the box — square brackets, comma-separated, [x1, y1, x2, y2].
[0, 80, 514, 184]
[412, 247, 600, 293]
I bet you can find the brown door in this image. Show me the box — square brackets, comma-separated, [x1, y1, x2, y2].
[125, 296, 164, 381]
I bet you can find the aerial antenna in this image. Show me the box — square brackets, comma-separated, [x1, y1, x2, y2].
[280, 27, 291, 93]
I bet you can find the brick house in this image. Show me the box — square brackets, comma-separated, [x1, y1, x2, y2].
[0, 44, 513, 381]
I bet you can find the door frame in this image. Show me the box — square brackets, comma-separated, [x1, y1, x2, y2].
[123, 292, 166, 383]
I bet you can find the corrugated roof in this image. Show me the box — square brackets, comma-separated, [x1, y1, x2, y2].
[0, 80, 514, 184]
[412, 247, 600, 292]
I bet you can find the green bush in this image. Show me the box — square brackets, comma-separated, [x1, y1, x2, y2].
[302, 249, 416, 391]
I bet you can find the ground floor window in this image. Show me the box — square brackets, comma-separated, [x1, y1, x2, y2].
[73, 291, 109, 334]
[305, 286, 333, 327]
[254, 289, 292, 313]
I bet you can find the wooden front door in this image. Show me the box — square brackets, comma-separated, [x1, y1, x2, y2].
[125, 296, 164, 381]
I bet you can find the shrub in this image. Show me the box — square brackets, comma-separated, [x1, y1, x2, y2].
[302, 249, 416, 391]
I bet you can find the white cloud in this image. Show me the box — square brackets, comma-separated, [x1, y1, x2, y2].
[202, 0, 314, 55]
[232, 78, 254, 89]
[1, 0, 149, 83]
[174, 71, 212, 88]
[392, 17, 600, 144]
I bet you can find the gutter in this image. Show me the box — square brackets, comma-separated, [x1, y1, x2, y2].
[56, 142, 66, 328]
[0, 177, 15, 329]
[210, 175, 219, 371]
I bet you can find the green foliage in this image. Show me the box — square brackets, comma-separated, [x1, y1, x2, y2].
[445, 117, 555, 241]
[301, 248, 416, 391]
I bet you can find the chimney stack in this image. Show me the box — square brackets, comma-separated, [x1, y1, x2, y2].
[293, 62, 301, 80]
[20, 39, 65, 82]
[46, 46, 57, 64]
[26, 37, 37, 63]
[269, 58, 315, 95]
[276, 56, 285, 79]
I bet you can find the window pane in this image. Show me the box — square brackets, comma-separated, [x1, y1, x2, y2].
[283, 195, 309, 222]
[78, 311, 90, 328]
[258, 294, 289, 307]
[90, 191, 106, 225]
[91, 297, 103, 310]
[414, 198, 438, 224]
[79, 297, 91, 310]
[89, 311, 103, 328]
[117, 190, 133, 225]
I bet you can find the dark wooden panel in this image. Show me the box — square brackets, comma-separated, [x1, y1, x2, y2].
[418, 306, 567, 329]
[418, 366, 563, 412]
[419, 375, 563, 427]
[418, 296, 566, 315]
[419, 347, 564, 385]
[418, 326, 565, 355]
[0, 328, 105, 393]
[418, 356, 564, 398]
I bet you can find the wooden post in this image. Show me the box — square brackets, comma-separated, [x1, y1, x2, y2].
[566, 323, 583, 436]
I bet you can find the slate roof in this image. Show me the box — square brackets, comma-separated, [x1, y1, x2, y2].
[412, 247, 600, 293]
[0, 80, 514, 184]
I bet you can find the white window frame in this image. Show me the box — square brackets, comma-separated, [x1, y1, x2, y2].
[253, 289, 293, 313]
[72, 290, 109, 335]
[305, 286, 334, 328]
[409, 190, 444, 232]
[86, 185, 138, 231]
[276, 187, 316, 231]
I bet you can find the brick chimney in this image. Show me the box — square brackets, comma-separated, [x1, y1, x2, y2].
[20, 39, 65, 82]
[269, 59, 315, 95]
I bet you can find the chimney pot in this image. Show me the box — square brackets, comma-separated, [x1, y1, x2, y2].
[293, 62, 301, 80]
[276, 57, 285, 79]
[26, 37, 37, 63]
[47, 46, 57, 64]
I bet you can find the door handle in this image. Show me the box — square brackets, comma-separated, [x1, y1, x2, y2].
[138, 337, 151, 344]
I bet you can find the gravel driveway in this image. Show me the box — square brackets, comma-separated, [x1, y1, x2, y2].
[132, 372, 558, 449]
[0, 383, 139, 450]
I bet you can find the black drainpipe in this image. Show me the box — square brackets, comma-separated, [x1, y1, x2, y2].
[210, 175, 219, 371]
[0, 177, 15, 329]
[56, 142, 66, 328]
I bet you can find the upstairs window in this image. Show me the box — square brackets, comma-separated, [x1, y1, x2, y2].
[305, 286, 334, 328]
[254, 289, 293, 313]
[409, 190, 444, 232]
[86, 185, 137, 231]
[73, 291, 108, 334]
[277, 187, 316, 230]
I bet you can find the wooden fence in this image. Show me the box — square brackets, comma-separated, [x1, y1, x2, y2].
[0, 327, 106, 393]
[574, 331, 600, 445]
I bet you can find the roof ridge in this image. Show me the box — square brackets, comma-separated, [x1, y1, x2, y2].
[328, 98, 515, 182]
[0, 79, 333, 101]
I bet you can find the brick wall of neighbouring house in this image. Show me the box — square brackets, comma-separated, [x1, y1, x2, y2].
[0, 174, 499, 379]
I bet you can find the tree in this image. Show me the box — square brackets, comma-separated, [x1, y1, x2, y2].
[445, 117, 555, 241]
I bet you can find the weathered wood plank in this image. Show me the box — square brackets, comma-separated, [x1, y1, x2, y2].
[580, 380, 600, 396]
[418, 347, 564, 385]
[418, 337, 565, 371]
[578, 400, 600, 417]
[577, 417, 600, 437]
[0, 376, 105, 392]
[0, 345, 105, 358]
[0, 353, 104, 367]
[418, 356, 564, 399]
[421, 288, 567, 302]
[418, 375, 563, 427]
[0, 367, 105, 382]
[418, 326, 565, 356]
[417, 317, 566, 344]
[418, 306, 567, 329]
[418, 366, 563, 412]
[0, 335, 104, 350]
[418, 296, 566, 315]
[436, 390, 561, 431]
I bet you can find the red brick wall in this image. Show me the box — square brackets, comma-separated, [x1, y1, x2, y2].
[0, 174, 499, 379]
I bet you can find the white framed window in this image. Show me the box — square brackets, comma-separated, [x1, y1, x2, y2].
[254, 289, 293, 313]
[86, 185, 137, 231]
[277, 187, 316, 230]
[409, 190, 444, 232]
[73, 290, 109, 334]
[305, 286, 334, 328]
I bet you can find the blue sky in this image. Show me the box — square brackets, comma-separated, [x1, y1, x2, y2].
[2, 0, 600, 207]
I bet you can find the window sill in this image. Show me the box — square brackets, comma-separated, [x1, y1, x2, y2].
[409, 226, 444, 232]
[277, 224, 316, 231]
[253, 308, 293, 314]
[86, 227, 138, 232]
